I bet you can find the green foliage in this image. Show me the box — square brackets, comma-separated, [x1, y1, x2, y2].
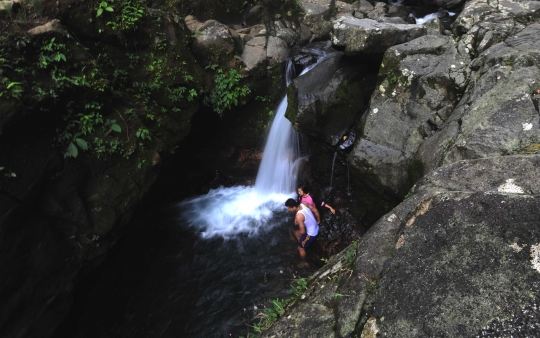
[366, 280, 377, 293]
[63, 132, 89, 158]
[136, 128, 151, 141]
[0, 78, 24, 99]
[290, 277, 308, 296]
[38, 38, 66, 69]
[99, 0, 144, 32]
[96, 1, 114, 17]
[250, 275, 310, 336]
[104, 118, 122, 133]
[207, 69, 250, 115]
[345, 241, 357, 265]
[79, 102, 104, 135]
[252, 299, 286, 334]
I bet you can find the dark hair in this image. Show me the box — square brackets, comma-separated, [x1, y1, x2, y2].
[285, 198, 299, 207]
[297, 184, 310, 194]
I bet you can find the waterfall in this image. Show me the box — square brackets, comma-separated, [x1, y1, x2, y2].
[346, 160, 351, 196]
[330, 151, 337, 189]
[178, 59, 322, 238]
[254, 61, 300, 194]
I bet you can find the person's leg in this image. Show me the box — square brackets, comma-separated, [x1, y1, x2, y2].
[297, 246, 306, 259]
[297, 234, 310, 268]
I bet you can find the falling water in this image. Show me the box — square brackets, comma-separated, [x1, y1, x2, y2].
[330, 151, 338, 189]
[346, 160, 351, 196]
[179, 60, 323, 238]
[255, 61, 301, 194]
[410, 10, 456, 25]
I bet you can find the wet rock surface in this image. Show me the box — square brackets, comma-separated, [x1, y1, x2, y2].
[349, 34, 470, 197]
[264, 155, 540, 337]
[331, 15, 428, 55]
[286, 50, 367, 146]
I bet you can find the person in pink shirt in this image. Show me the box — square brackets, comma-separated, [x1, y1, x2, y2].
[297, 184, 336, 214]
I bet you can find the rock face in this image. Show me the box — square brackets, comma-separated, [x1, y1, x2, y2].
[261, 0, 540, 337]
[285, 50, 366, 146]
[349, 35, 470, 197]
[188, 17, 241, 66]
[331, 15, 429, 55]
[416, 24, 540, 176]
[263, 155, 540, 338]
[0, 12, 201, 337]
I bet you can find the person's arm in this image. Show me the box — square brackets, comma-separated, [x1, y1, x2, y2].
[324, 204, 336, 214]
[296, 213, 306, 235]
[303, 203, 321, 224]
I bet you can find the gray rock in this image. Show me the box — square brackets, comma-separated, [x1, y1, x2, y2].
[0, 1, 20, 17]
[263, 155, 540, 338]
[299, 0, 335, 41]
[377, 17, 406, 24]
[299, 0, 334, 19]
[240, 45, 266, 72]
[367, 2, 388, 20]
[285, 52, 367, 146]
[416, 24, 540, 176]
[244, 4, 266, 26]
[275, 25, 297, 46]
[367, 155, 540, 338]
[266, 36, 290, 66]
[331, 15, 427, 55]
[355, 0, 374, 15]
[424, 17, 444, 35]
[184, 15, 202, 31]
[454, 0, 540, 35]
[27, 19, 65, 37]
[387, 4, 410, 21]
[190, 19, 237, 65]
[348, 35, 470, 197]
[246, 36, 266, 47]
[336, 1, 354, 16]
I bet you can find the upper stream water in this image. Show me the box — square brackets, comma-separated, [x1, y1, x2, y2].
[56, 54, 328, 338]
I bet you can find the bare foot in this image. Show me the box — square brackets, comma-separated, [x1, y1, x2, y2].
[297, 261, 309, 268]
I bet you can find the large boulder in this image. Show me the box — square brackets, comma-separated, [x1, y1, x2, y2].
[285, 51, 367, 146]
[415, 24, 540, 176]
[331, 15, 429, 55]
[263, 154, 540, 338]
[454, 0, 540, 35]
[298, 0, 335, 41]
[267, 36, 290, 66]
[348, 35, 470, 197]
[187, 17, 241, 66]
[27, 19, 65, 37]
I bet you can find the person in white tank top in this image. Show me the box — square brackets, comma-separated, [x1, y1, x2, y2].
[285, 198, 320, 268]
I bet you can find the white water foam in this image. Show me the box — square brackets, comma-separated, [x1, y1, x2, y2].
[179, 186, 291, 238]
[178, 60, 323, 238]
[411, 11, 456, 25]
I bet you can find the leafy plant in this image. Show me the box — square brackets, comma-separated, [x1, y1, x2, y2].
[136, 128, 151, 141]
[38, 38, 66, 69]
[0, 78, 24, 99]
[206, 69, 250, 115]
[345, 241, 357, 265]
[103, 119, 122, 134]
[64, 133, 89, 158]
[78, 102, 104, 135]
[96, 1, 114, 17]
[290, 277, 308, 296]
[252, 299, 286, 333]
[106, 0, 144, 32]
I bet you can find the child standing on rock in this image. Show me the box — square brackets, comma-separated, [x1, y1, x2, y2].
[297, 184, 336, 215]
